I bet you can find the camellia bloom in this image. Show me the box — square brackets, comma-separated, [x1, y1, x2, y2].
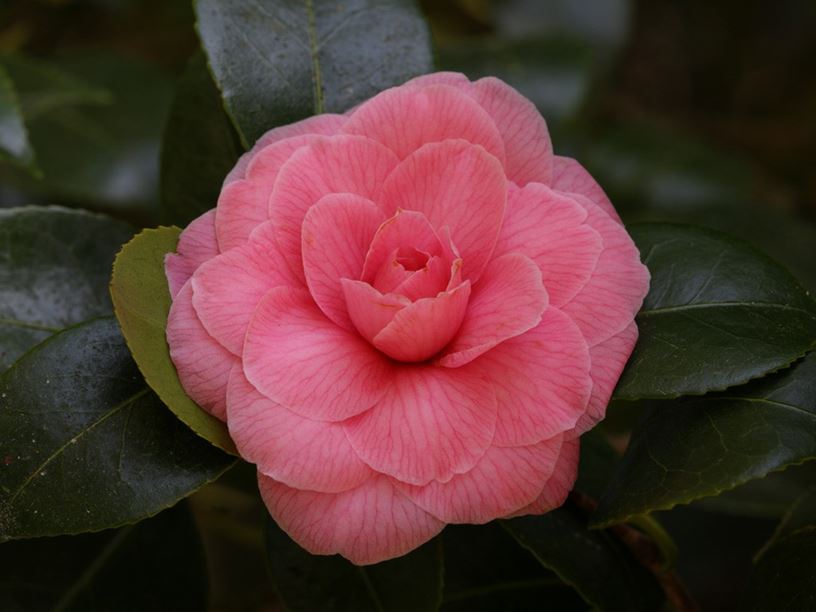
[165, 72, 649, 565]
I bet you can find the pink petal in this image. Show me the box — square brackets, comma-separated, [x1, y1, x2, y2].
[216, 134, 317, 251]
[552, 155, 622, 225]
[343, 364, 497, 485]
[258, 473, 444, 565]
[373, 281, 472, 362]
[342, 84, 506, 163]
[379, 140, 507, 281]
[399, 436, 563, 524]
[361, 210, 443, 284]
[165, 210, 219, 298]
[243, 287, 393, 421]
[341, 279, 409, 343]
[302, 194, 386, 329]
[438, 253, 547, 368]
[391, 255, 451, 301]
[505, 435, 579, 517]
[561, 196, 650, 346]
[268, 135, 401, 278]
[468, 76, 553, 186]
[166, 280, 237, 420]
[492, 183, 603, 307]
[191, 221, 299, 355]
[575, 321, 639, 435]
[223, 114, 346, 185]
[474, 307, 592, 447]
[404, 72, 471, 89]
[227, 365, 371, 493]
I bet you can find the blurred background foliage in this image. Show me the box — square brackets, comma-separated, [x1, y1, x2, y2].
[1, 1, 815, 610]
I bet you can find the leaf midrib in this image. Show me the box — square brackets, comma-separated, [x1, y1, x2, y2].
[639, 301, 816, 318]
[304, 0, 324, 114]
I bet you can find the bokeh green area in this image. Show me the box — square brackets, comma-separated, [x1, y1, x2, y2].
[1, 1, 815, 611]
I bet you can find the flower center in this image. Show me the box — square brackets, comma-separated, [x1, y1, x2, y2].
[395, 246, 430, 272]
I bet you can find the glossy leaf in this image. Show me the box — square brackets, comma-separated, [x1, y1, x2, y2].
[0, 62, 36, 172]
[160, 51, 242, 226]
[595, 352, 816, 527]
[0, 317, 233, 540]
[265, 519, 443, 612]
[194, 0, 433, 146]
[109, 226, 237, 454]
[0, 503, 208, 612]
[615, 224, 816, 400]
[0, 206, 133, 372]
[755, 487, 816, 560]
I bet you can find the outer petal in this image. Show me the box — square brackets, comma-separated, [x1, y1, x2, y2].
[342, 84, 505, 163]
[227, 365, 371, 493]
[166, 281, 236, 420]
[243, 287, 393, 421]
[343, 364, 497, 485]
[468, 76, 553, 185]
[372, 281, 471, 362]
[165, 210, 219, 298]
[505, 436, 580, 517]
[575, 321, 639, 435]
[379, 140, 507, 281]
[438, 253, 547, 368]
[492, 183, 603, 307]
[399, 435, 563, 524]
[216, 134, 317, 251]
[258, 474, 444, 565]
[474, 307, 592, 447]
[223, 114, 346, 185]
[404, 72, 471, 89]
[191, 222, 299, 356]
[302, 194, 386, 329]
[269, 135, 401, 277]
[552, 155, 622, 225]
[561, 196, 650, 346]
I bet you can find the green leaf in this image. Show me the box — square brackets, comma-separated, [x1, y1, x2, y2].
[194, 0, 433, 146]
[0, 206, 133, 372]
[0, 62, 36, 172]
[109, 226, 237, 454]
[502, 509, 664, 612]
[0, 503, 208, 611]
[615, 224, 816, 400]
[265, 519, 443, 612]
[594, 352, 816, 527]
[755, 487, 816, 561]
[0, 317, 233, 540]
[160, 51, 242, 226]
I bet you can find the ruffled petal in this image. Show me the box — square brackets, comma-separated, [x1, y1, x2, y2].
[492, 183, 603, 307]
[399, 435, 563, 524]
[258, 473, 444, 565]
[166, 281, 236, 420]
[227, 365, 371, 493]
[342, 84, 505, 163]
[438, 253, 547, 368]
[165, 210, 219, 298]
[343, 364, 497, 485]
[269, 135, 401, 278]
[191, 222, 299, 355]
[474, 307, 591, 447]
[243, 287, 393, 421]
[552, 155, 622, 225]
[302, 194, 386, 330]
[561, 196, 650, 346]
[505, 436, 579, 517]
[379, 140, 507, 281]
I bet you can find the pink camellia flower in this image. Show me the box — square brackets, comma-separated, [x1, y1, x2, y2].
[164, 72, 649, 565]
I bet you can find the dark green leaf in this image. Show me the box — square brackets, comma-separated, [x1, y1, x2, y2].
[0, 503, 208, 612]
[0, 206, 133, 371]
[755, 487, 816, 561]
[110, 226, 237, 454]
[0, 63, 36, 172]
[0, 317, 233, 539]
[615, 224, 816, 400]
[266, 519, 443, 612]
[160, 51, 242, 226]
[194, 0, 433, 146]
[594, 352, 816, 527]
[502, 509, 664, 612]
